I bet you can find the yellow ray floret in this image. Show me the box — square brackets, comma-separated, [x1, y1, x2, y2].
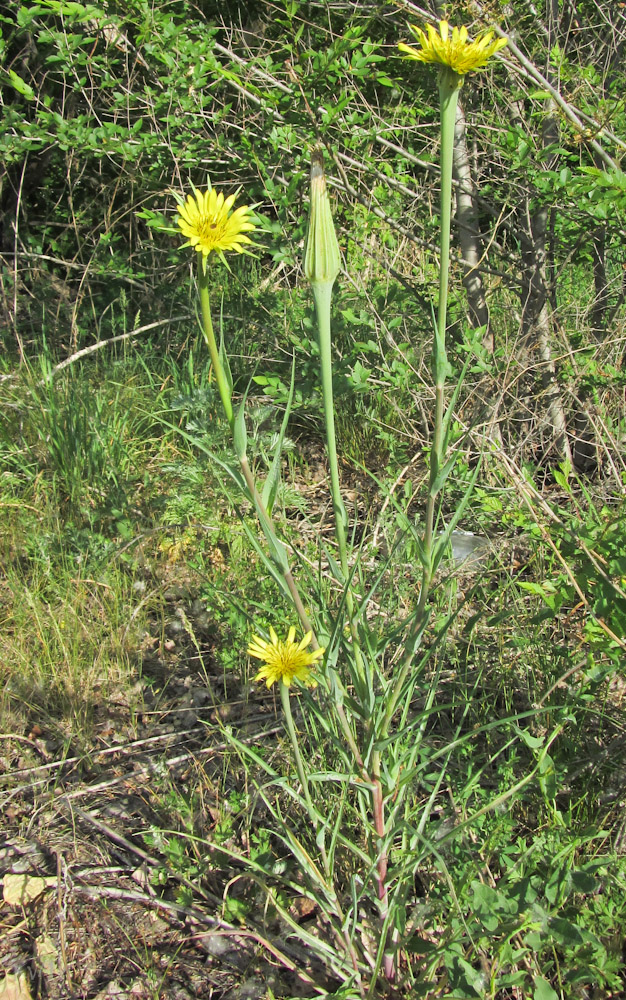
[247, 626, 324, 689]
[399, 19, 507, 76]
[176, 184, 255, 259]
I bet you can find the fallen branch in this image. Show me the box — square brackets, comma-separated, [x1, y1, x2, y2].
[0, 315, 191, 385]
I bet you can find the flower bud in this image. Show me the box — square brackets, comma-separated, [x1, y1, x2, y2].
[303, 149, 341, 288]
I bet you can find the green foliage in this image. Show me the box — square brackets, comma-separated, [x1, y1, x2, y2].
[447, 835, 625, 997]
[518, 474, 626, 671]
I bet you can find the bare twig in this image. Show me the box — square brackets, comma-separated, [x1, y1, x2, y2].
[0, 315, 190, 385]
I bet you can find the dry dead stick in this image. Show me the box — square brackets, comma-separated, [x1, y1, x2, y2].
[64, 802, 221, 909]
[0, 315, 191, 385]
[2, 724, 282, 797]
[65, 804, 164, 873]
[73, 884, 323, 992]
[55, 850, 71, 989]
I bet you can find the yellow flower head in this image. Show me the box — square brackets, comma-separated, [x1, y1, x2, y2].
[247, 626, 324, 689]
[399, 20, 507, 76]
[176, 182, 255, 263]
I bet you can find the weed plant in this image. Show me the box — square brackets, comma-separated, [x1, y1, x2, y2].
[127, 19, 626, 997]
[2, 3, 626, 999]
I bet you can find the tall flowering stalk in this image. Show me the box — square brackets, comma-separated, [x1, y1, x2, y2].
[349, 20, 509, 982]
[303, 153, 348, 583]
[247, 627, 323, 812]
[175, 183, 255, 427]
[391, 18, 508, 712]
[174, 181, 315, 639]
[304, 148, 395, 980]
[303, 149, 367, 692]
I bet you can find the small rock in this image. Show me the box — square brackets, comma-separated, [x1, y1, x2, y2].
[226, 979, 265, 1000]
[165, 619, 184, 637]
[191, 688, 209, 707]
[3, 873, 55, 905]
[93, 981, 128, 999]
[199, 932, 253, 971]
[0, 972, 33, 1000]
[35, 934, 59, 977]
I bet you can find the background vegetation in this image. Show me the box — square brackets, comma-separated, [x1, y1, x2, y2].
[1, 1, 625, 998]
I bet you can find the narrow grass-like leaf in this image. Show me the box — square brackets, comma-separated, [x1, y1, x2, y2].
[232, 384, 250, 460]
[430, 459, 482, 573]
[261, 354, 296, 515]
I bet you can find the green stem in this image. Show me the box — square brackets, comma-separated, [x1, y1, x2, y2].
[195, 248, 363, 982]
[434, 70, 460, 389]
[280, 680, 315, 816]
[368, 69, 462, 990]
[197, 260, 317, 647]
[313, 281, 349, 576]
[197, 259, 233, 428]
[238, 454, 317, 641]
[312, 280, 366, 687]
[280, 680, 363, 986]
[381, 71, 461, 739]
